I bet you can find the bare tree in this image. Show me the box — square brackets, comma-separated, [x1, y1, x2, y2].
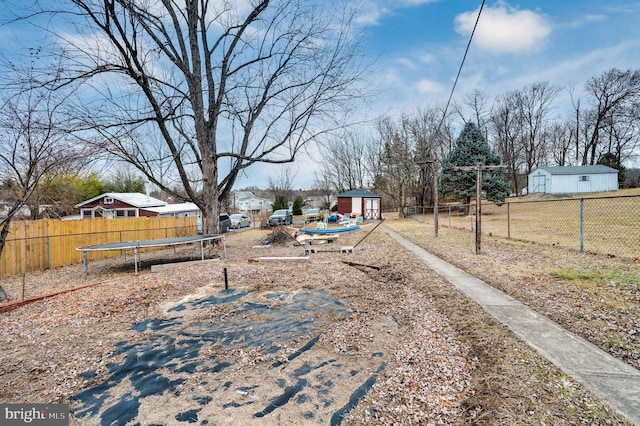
[267, 164, 296, 203]
[492, 90, 524, 194]
[311, 171, 334, 209]
[319, 131, 369, 193]
[374, 116, 419, 216]
[458, 89, 493, 133]
[573, 68, 640, 165]
[23, 0, 368, 234]
[0, 72, 88, 266]
[516, 82, 560, 174]
[490, 82, 559, 194]
[404, 106, 454, 206]
[599, 111, 640, 168]
[547, 120, 574, 167]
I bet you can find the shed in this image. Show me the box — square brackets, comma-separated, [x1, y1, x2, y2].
[337, 189, 382, 219]
[528, 166, 619, 194]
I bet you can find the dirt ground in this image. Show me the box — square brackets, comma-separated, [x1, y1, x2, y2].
[0, 220, 636, 425]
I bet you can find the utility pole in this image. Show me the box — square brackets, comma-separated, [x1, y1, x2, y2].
[416, 159, 438, 237]
[454, 162, 507, 254]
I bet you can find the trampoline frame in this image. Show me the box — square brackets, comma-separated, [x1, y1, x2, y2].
[77, 235, 226, 276]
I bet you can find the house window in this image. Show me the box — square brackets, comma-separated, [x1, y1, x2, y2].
[579, 175, 589, 182]
[116, 209, 136, 217]
[104, 197, 114, 204]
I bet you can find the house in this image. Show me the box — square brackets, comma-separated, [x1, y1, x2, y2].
[231, 191, 271, 213]
[336, 189, 382, 219]
[528, 165, 619, 194]
[75, 193, 200, 219]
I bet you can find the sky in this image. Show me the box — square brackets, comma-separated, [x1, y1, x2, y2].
[2, 0, 640, 190]
[240, 0, 640, 189]
[358, 0, 640, 113]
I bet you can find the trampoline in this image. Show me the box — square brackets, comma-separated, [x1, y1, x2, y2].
[77, 235, 226, 276]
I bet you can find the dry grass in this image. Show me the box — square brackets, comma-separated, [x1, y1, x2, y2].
[429, 189, 640, 259]
[385, 218, 640, 372]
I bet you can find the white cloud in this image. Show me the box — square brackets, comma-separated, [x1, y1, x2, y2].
[455, 1, 551, 55]
[567, 14, 606, 28]
[396, 57, 418, 70]
[419, 52, 436, 64]
[509, 39, 640, 90]
[395, 0, 439, 6]
[417, 79, 444, 93]
[355, 7, 386, 26]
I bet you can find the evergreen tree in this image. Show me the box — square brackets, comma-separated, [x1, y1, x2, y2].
[292, 195, 304, 215]
[439, 122, 510, 205]
[271, 194, 289, 211]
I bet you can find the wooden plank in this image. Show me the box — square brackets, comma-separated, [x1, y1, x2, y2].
[250, 256, 311, 263]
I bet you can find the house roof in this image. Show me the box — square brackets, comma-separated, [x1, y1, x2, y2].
[233, 191, 257, 200]
[145, 202, 200, 215]
[337, 189, 382, 198]
[533, 165, 618, 175]
[75, 192, 167, 208]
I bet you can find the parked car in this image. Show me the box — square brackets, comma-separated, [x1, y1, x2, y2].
[305, 208, 323, 222]
[197, 213, 231, 234]
[230, 213, 251, 229]
[219, 213, 231, 233]
[268, 209, 293, 226]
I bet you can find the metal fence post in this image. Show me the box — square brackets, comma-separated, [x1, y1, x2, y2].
[579, 198, 584, 253]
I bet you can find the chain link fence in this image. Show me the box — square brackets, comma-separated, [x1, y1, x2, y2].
[411, 194, 640, 259]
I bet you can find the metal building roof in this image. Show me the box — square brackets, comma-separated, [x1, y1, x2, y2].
[533, 165, 618, 175]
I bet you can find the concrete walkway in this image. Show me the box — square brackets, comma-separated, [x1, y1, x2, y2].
[382, 226, 640, 425]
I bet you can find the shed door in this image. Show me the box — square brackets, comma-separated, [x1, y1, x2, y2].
[351, 197, 362, 215]
[532, 175, 546, 193]
[364, 198, 379, 219]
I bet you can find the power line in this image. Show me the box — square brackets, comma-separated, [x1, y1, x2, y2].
[436, 0, 486, 135]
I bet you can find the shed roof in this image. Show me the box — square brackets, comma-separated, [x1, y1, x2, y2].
[533, 165, 618, 176]
[233, 191, 257, 200]
[75, 192, 167, 208]
[337, 189, 382, 198]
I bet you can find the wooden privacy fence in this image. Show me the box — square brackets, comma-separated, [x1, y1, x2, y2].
[1, 216, 197, 277]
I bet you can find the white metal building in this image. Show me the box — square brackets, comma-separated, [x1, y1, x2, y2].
[528, 165, 619, 194]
